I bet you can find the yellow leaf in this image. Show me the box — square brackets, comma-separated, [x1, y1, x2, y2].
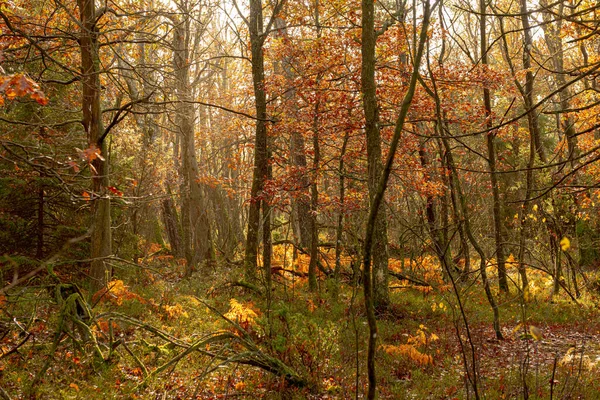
[532, 204, 538, 211]
[512, 323, 522, 335]
[529, 325, 543, 341]
[560, 237, 570, 251]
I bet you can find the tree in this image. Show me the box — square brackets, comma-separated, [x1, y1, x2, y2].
[77, 0, 112, 288]
[360, 0, 434, 396]
[360, 0, 390, 311]
[242, 0, 286, 282]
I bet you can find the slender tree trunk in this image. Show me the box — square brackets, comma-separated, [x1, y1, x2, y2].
[520, 0, 547, 164]
[273, 15, 313, 251]
[172, 15, 214, 276]
[244, 0, 275, 281]
[162, 192, 183, 258]
[307, 2, 322, 292]
[36, 173, 44, 259]
[419, 137, 452, 281]
[540, 0, 578, 164]
[424, 40, 503, 339]
[439, 135, 471, 275]
[308, 99, 320, 292]
[480, 0, 508, 292]
[541, 0, 581, 298]
[440, 133, 503, 340]
[361, 0, 390, 311]
[498, 15, 532, 295]
[78, 0, 111, 289]
[334, 130, 350, 279]
[360, 2, 432, 397]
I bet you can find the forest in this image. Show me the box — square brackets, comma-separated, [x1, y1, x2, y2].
[1, 0, 600, 398]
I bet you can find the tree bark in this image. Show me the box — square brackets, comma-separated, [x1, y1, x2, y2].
[361, 0, 390, 311]
[480, 0, 508, 292]
[162, 186, 183, 258]
[418, 137, 452, 281]
[360, 2, 433, 397]
[307, 1, 322, 292]
[498, 14, 532, 295]
[244, 0, 270, 281]
[78, 0, 111, 289]
[519, 0, 547, 164]
[36, 171, 44, 259]
[272, 15, 314, 251]
[334, 130, 350, 279]
[172, 12, 214, 276]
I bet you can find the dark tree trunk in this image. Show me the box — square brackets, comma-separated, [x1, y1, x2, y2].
[360, 2, 432, 397]
[78, 0, 111, 289]
[334, 130, 350, 279]
[244, 0, 270, 281]
[419, 137, 452, 281]
[36, 174, 44, 259]
[480, 0, 508, 292]
[520, 0, 547, 164]
[361, 0, 390, 311]
[162, 191, 183, 258]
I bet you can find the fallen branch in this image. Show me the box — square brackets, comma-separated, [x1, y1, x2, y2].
[104, 308, 306, 389]
[388, 271, 431, 287]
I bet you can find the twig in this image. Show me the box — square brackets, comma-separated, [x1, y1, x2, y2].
[550, 355, 557, 399]
[0, 386, 12, 400]
[0, 333, 31, 361]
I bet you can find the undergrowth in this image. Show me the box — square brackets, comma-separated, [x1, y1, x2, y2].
[1, 254, 600, 399]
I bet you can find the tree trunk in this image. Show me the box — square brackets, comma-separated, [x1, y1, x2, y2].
[519, 0, 547, 164]
[440, 133, 503, 340]
[308, 98, 320, 292]
[360, 2, 432, 397]
[172, 13, 214, 276]
[244, 0, 270, 281]
[419, 136, 452, 281]
[162, 185, 183, 258]
[78, 0, 111, 289]
[361, 0, 390, 311]
[498, 14, 532, 296]
[272, 15, 313, 251]
[480, 0, 508, 292]
[334, 130, 350, 279]
[36, 172, 44, 259]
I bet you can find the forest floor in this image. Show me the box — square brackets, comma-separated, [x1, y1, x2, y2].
[2, 249, 600, 399]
